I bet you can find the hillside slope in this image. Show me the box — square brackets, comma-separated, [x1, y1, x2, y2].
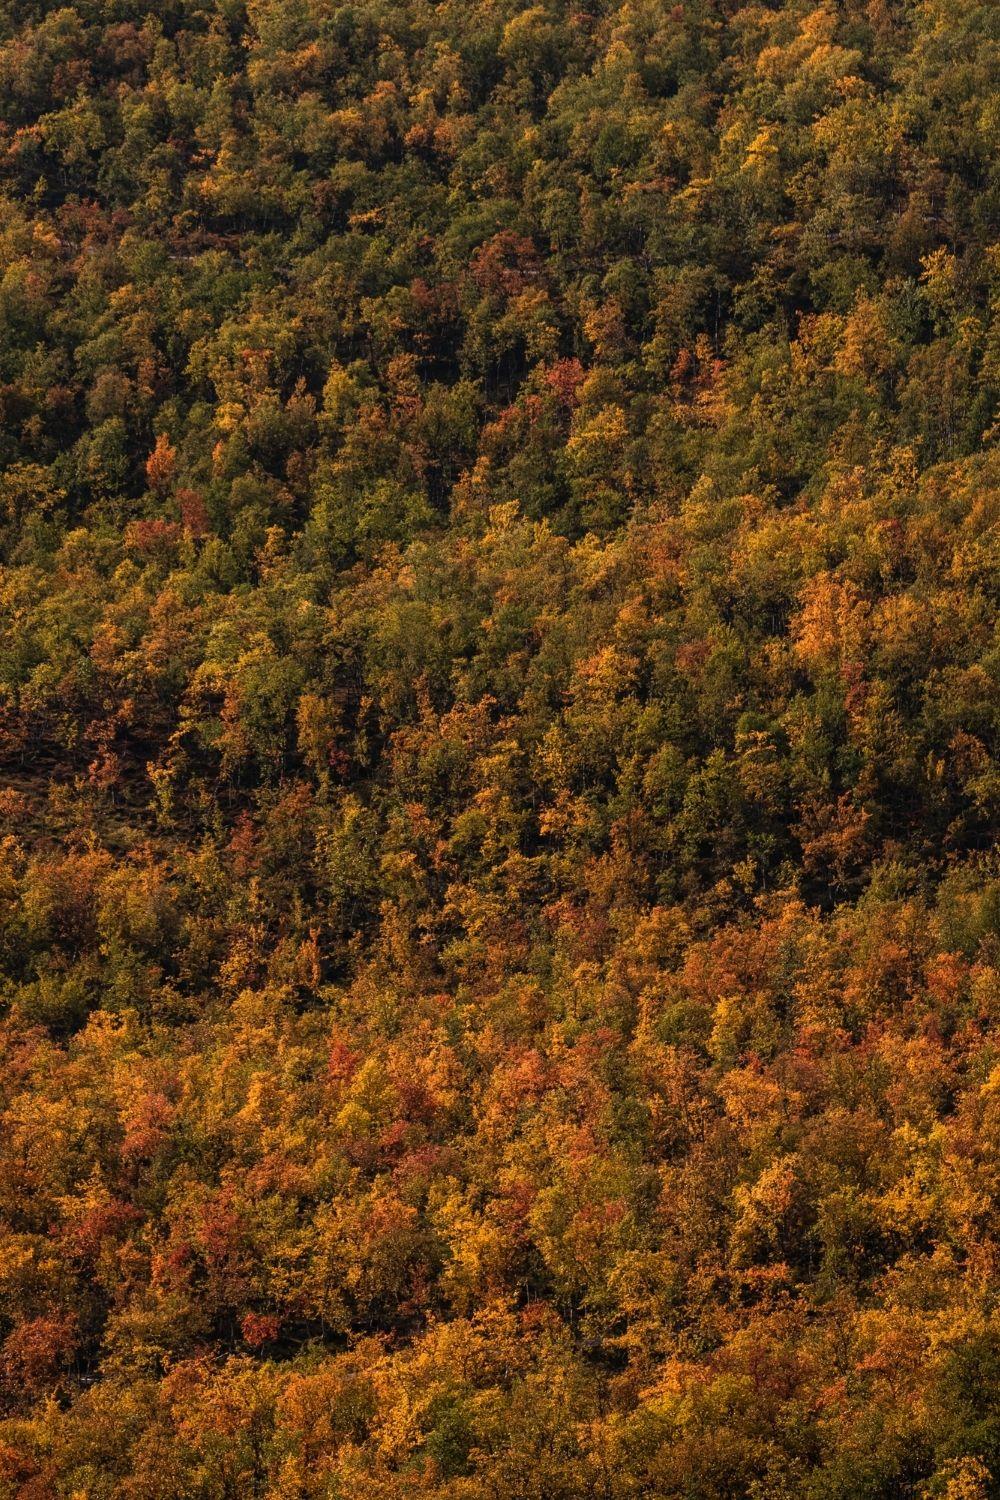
[3, 1, 1000, 1495]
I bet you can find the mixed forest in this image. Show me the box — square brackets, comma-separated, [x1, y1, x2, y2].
[3, 0, 1000, 1494]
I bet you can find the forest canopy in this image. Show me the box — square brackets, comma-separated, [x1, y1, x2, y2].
[3, 0, 1000, 1495]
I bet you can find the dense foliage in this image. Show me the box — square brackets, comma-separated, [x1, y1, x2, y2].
[3, 0, 1000, 1493]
